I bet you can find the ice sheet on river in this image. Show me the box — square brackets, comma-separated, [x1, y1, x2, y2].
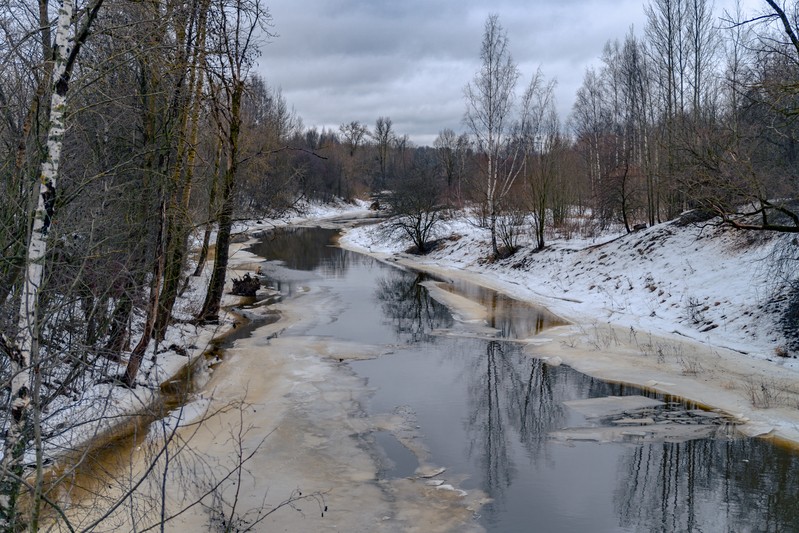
[549, 423, 728, 444]
[551, 395, 733, 444]
[562, 395, 665, 418]
[258, 261, 321, 282]
[419, 281, 488, 324]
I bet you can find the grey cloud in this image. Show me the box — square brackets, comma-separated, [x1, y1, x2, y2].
[258, 0, 741, 145]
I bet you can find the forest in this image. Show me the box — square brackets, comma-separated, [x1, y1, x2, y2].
[0, 0, 797, 530]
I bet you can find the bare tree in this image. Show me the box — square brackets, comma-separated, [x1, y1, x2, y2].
[194, 0, 273, 326]
[720, 0, 754, 136]
[339, 121, 369, 157]
[434, 128, 459, 189]
[371, 116, 393, 188]
[680, 0, 799, 233]
[0, 0, 317, 528]
[386, 150, 446, 254]
[433, 128, 470, 203]
[392, 133, 413, 178]
[646, 0, 691, 217]
[237, 77, 304, 215]
[463, 14, 523, 257]
[571, 67, 610, 208]
[0, 0, 56, 307]
[154, 0, 214, 345]
[521, 71, 561, 250]
[686, 0, 720, 122]
[572, 31, 657, 232]
[335, 120, 369, 198]
[764, 0, 799, 63]
[620, 30, 657, 229]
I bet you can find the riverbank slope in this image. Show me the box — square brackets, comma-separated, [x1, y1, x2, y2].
[340, 213, 799, 446]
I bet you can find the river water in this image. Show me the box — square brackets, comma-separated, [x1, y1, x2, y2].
[249, 226, 799, 532]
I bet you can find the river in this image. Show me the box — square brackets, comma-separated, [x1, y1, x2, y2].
[60, 223, 799, 532]
[246, 226, 799, 532]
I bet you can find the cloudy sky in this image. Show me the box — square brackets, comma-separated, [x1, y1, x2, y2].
[256, 0, 761, 146]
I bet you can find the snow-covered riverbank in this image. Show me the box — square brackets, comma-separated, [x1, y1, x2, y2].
[42, 201, 377, 526]
[60, 201, 486, 532]
[340, 212, 799, 446]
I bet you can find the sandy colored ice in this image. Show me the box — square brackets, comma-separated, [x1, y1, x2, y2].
[59, 238, 486, 532]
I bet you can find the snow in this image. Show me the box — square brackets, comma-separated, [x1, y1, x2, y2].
[233, 197, 372, 233]
[341, 212, 796, 366]
[35, 199, 799, 530]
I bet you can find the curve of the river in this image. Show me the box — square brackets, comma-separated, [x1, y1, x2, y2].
[60, 223, 799, 532]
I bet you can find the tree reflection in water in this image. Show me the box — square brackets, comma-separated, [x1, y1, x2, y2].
[467, 341, 516, 497]
[248, 227, 351, 276]
[457, 336, 799, 532]
[372, 265, 799, 531]
[465, 341, 568, 502]
[253, 226, 799, 532]
[446, 280, 565, 339]
[615, 437, 799, 532]
[374, 270, 453, 343]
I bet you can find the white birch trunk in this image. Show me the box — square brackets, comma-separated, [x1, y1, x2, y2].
[0, 0, 74, 525]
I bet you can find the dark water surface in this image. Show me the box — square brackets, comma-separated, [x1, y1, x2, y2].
[250, 227, 799, 533]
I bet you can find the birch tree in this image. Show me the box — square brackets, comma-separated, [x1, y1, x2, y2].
[0, 0, 54, 307]
[1, 0, 104, 527]
[620, 31, 657, 228]
[464, 14, 522, 257]
[686, 0, 720, 122]
[571, 67, 608, 206]
[646, 0, 689, 217]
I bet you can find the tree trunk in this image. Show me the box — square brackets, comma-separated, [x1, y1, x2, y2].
[192, 128, 224, 280]
[123, 198, 167, 387]
[105, 281, 134, 359]
[197, 205, 231, 322]
[0, 0, 55, 308]
[192, 225, 213, 278]
[154, 2, 210, 342]
[0, 0, 75, 527]
[197, 81, 243, 322]
[490, 208, 500, 258]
